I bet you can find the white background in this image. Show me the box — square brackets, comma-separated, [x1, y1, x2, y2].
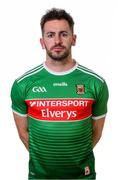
[0, 0, 117, 179]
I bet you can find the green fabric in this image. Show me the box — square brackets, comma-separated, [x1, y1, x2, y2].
[11, 62, 108, 179]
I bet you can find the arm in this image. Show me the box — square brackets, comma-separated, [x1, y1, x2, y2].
[13, 112, 29, 150]
[92, 117, 105, 148]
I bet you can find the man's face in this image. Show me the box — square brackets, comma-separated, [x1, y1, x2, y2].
[40, 19, 76, 61]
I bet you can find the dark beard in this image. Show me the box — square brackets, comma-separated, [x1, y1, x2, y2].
[45, 44, 70, 61]
[47, 50, 69, 61]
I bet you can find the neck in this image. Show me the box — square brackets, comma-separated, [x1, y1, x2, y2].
[45, 57, 76, 72]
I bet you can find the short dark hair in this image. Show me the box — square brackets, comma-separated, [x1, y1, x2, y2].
[40, 8, 74, 34]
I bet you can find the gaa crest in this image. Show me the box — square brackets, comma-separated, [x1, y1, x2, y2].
[76, 85, 85, 94]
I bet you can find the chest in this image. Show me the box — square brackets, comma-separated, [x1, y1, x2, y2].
[25, 76, 95, 121]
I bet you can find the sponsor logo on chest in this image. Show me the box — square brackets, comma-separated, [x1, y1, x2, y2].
[26, 98, 95, 121]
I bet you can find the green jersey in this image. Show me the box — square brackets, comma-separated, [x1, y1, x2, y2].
[11, 62, 108, 179]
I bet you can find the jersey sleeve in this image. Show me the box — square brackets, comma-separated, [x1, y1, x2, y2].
[92, 80, 109, 120]
[10, 80, 28, 116]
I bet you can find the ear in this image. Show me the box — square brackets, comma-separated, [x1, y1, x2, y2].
[40, 38, 45, 49]
[72, 35, 77, 46]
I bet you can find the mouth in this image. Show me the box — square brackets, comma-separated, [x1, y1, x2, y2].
[52, 46, 65, 52]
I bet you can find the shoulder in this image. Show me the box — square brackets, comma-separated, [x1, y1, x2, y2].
[16, 63, 44, 84]
[77, 64, 105, 84]
[11, 63, 44, 93]
[76, 64, 109, 98]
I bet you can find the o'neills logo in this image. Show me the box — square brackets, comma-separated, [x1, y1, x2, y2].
[25, 98, 95, 121]
[53, 82, 68, 86]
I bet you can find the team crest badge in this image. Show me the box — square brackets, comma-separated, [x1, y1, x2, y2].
[76, 85, 85, 94]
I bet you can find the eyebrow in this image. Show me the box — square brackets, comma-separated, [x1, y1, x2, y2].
[46, 31, 68, 34]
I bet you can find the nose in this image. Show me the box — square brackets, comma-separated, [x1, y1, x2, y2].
[54, 34, 62, 45]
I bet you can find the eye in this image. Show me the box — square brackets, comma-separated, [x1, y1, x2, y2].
[47, 32, 54, 38]
[61, 32, 68, 37]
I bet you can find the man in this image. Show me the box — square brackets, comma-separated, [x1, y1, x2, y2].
[11, 8, 109, 179]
